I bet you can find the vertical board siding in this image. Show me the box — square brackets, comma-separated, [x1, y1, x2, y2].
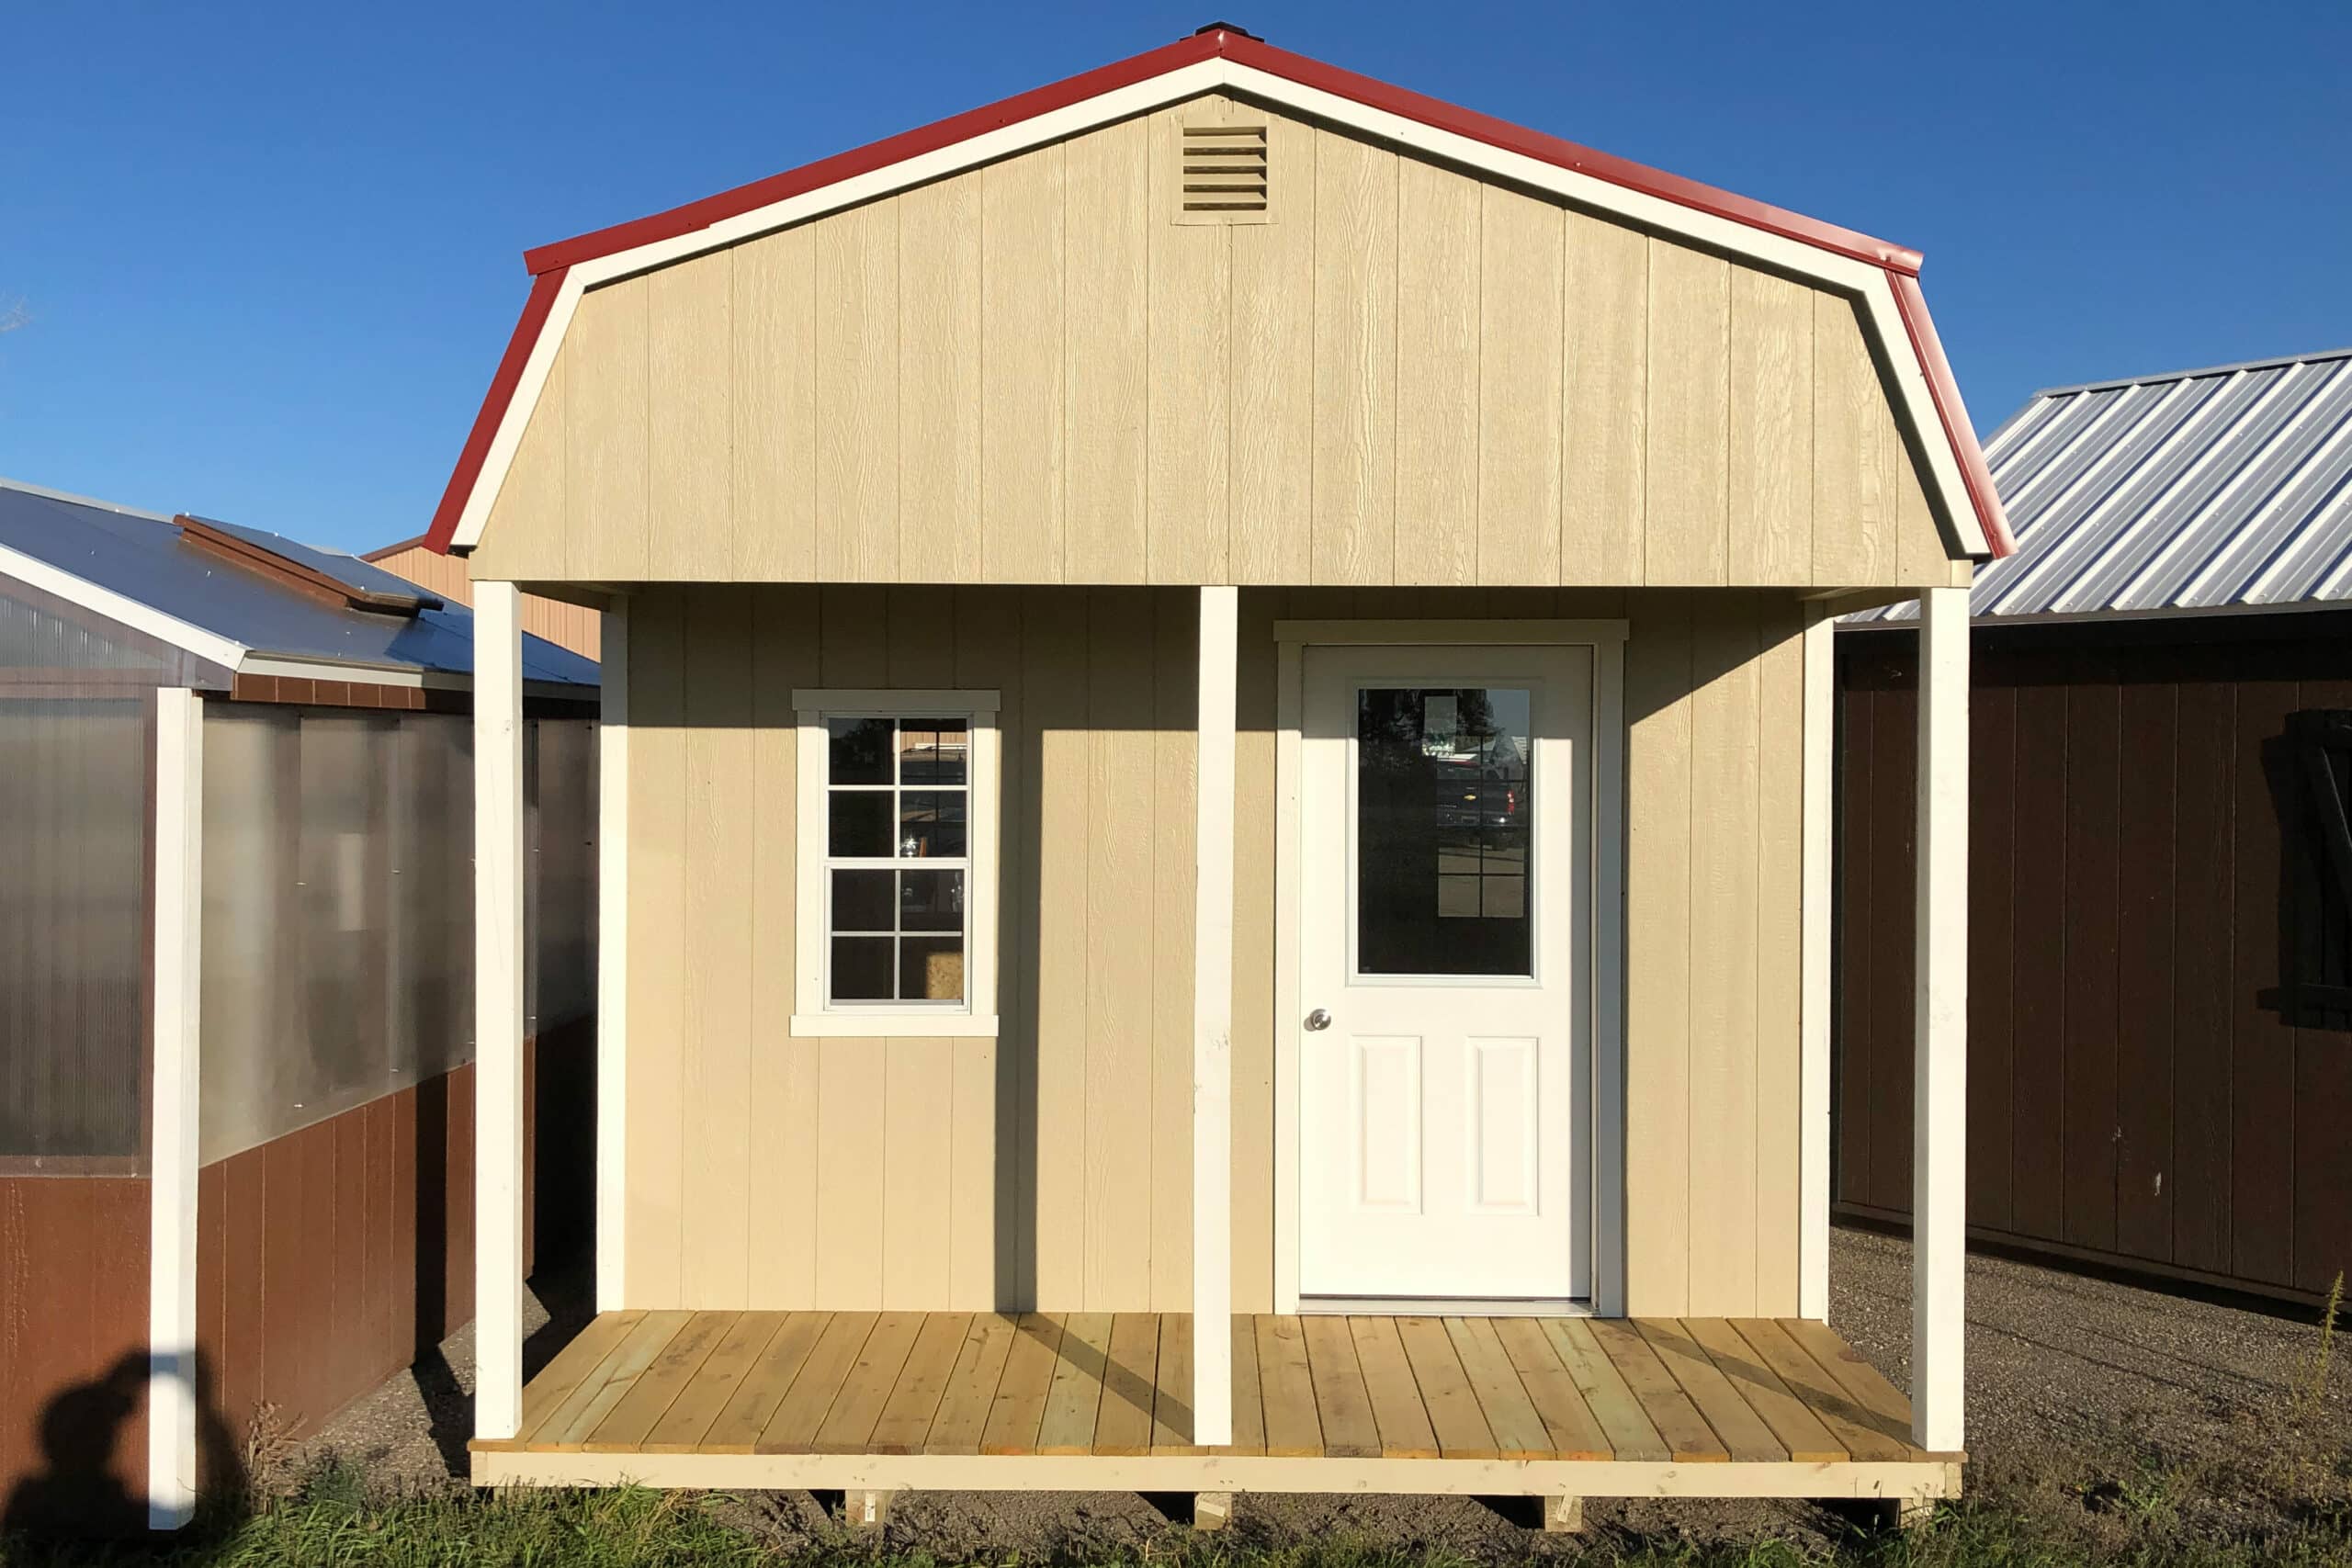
[1063, 121, 1151, 585]
[1309, 132, 1399, 586]
[170, 1030, 588, 1500]
[0, 1177, 148, 1535]
[1835, 624, 2352, 1303]
[628, 585, 1809, 1318]
[469, 105, 1960, 591]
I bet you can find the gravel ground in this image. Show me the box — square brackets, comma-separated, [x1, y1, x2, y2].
[298, 1230, 2350, 1560]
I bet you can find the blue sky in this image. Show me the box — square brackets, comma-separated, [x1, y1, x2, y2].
[3, 0, 2346, 553]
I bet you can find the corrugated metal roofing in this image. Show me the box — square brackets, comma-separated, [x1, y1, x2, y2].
[1851, 347, 2352, 625]
[0, 478, 597, 686]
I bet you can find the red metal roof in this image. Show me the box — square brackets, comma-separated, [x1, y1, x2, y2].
[426, 27, 2014, 558]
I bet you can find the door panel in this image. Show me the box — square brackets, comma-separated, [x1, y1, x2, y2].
[1297, 646, 1593, 1302]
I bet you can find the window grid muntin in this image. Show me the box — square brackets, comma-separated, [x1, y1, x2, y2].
[823, 713, 969, 1007]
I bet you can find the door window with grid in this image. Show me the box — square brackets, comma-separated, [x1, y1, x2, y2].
[792, 692, 998, 1036]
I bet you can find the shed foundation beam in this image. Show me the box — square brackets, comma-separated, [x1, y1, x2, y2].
[1911, 585, 1969, 1453]
[474, 581, 526, 1441]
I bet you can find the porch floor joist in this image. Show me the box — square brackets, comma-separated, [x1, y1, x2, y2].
[472, 1312, 1959, 1501]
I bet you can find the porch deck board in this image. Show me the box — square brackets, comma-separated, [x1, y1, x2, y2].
[492, 1311, 1934, 1472]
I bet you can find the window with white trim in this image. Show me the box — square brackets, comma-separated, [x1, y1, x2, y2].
[792, 690, 999, 1037]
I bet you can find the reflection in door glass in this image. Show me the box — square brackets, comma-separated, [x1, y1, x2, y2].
[1356, 688, 1532, 976]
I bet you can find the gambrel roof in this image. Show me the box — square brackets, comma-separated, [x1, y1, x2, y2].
[425, 25, 2015, 563]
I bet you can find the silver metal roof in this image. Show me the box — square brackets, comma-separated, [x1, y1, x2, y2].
[0, 477, 597, 686]
[1851, 346, 2352, 626]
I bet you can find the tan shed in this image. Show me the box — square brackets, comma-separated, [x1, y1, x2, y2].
[435, 25, 2000, 1523]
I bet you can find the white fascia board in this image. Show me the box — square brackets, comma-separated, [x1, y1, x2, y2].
[451, 57, 1991, 561]
[0, 540, 247, 671]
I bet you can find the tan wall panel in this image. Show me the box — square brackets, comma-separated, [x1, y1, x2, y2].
[1561, 214, 1649, 586]
[1394, 159, 1480, 586]
[480, 101, 1970, 592]
[1812, 293, 1898, 585]
[625, 589, 687, 1304]
[1227, 113, 1316, 586]
[473, 344, 570, 580]
[1082, 588, 1158, 1303]
[730, 229, 818, 579]
[899, 178, 985, 582]
[1064, 124, 1150, 584]
[1729, 268, 1815, 586]
[1683, 607, 1761, 1314]
[567, 276, 651, 580]
[1150, 593, 1200, 1307]
[1309, 133, 1399, 586]
[650, 254, 731, 581]
[816, 204, 900, 582]
[1751, 600, 1809, 1311]
[980, 152, 1068, 582]
[1623, 592, 1692, 1314]
[746, 591, 820, 1305]
[618, 589, 1808, 1319]
[1147, 99, 1236, 584]
[679, 591, 754, 1304]
[1477, 187, 1566, 583]
[1644, 243, 1731, 585]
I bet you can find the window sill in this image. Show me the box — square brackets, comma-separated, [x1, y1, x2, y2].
[788, 1013, 1000, 1040]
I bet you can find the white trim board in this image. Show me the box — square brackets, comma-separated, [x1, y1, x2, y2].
[445, 63, 1993, 563]
[1270, 622, 1628, 1315]
[146, 688, 204, 1530]
[472, 583, 527, 1442]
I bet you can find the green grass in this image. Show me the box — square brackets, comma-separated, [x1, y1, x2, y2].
[6, 1471, 2352, 1568]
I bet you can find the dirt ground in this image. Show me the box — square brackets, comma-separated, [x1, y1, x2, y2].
[300, 1228, 2351, 1562]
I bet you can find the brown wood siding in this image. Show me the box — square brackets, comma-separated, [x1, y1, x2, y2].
[192, 1019, 594, 1474]
[466, 96, 1964, 592]
[623, 584, 1813, 1319]
[1834, 620, 2352, 1304]
[363, 544, 602, 660]
[0, 1175, 149, 1535]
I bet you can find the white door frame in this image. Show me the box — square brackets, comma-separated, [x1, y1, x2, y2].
[1271, 619, 1629, 1316]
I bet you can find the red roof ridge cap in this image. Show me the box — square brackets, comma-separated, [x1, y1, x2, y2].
[519, 28, 1923, 280]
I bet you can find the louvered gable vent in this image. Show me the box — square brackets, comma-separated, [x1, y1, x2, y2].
[1178, 124, 1269, 219]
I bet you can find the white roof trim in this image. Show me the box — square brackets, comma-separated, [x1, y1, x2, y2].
[0, 538, 248, 671]
[449, 58, 1993, 560]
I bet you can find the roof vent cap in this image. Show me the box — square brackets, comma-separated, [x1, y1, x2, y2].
[1193, 19, 1261, 39]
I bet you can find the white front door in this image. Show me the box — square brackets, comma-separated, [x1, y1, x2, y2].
[1296, 645, 1594, 1303]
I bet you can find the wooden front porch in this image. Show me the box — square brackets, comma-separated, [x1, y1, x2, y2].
[472, 1310, 1958, 1502]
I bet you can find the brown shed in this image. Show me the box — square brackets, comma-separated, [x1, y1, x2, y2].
[1835, 348, 2352, 1309]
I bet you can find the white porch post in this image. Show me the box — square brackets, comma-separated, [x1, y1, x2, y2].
[147, 687, 204, 1528]
[474, 581, 526, 1441]
[1912, 586, 1969, 1453]
[1193, 586, 1238, 1448]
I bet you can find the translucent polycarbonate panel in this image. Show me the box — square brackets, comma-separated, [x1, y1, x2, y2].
[0, 699, 150, 1162]
[0, 588, 172, 672]
[198, 707, 596, 1164]
[528, 718, 598, 1032]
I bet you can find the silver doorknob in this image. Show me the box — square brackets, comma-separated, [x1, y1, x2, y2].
[1305, 1008, 1332, 1032]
